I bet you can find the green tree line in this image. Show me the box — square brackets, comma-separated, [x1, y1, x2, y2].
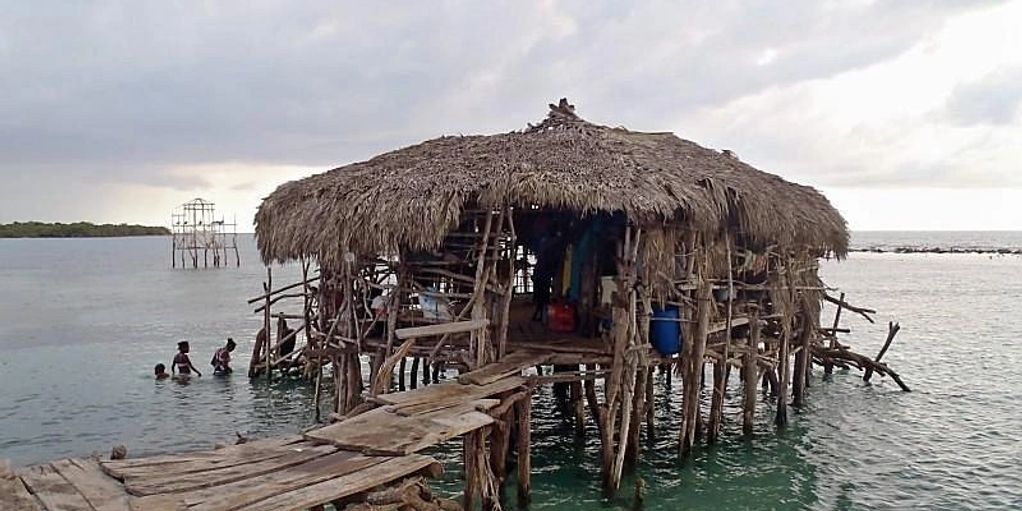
[0, 221, 170, 238]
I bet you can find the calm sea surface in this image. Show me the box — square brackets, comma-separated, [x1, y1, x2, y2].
[1, 232, 1020, 510]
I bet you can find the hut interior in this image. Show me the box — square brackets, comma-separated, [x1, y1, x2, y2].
[247, 99, 909, 503]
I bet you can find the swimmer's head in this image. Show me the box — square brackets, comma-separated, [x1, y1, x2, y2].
[154, 363, 167, 376]
[226, 338, 236, 351]
[177, 341, 189, 353]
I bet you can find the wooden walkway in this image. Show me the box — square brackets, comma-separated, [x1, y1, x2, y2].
[2, 350, 545, 511]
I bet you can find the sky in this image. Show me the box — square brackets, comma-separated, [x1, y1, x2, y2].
[1, 1, 1020, 231]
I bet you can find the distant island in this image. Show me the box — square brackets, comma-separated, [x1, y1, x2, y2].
[0, 221, 170, 238]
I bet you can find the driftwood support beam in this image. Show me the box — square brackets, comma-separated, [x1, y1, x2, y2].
[395, 319, 489, 340]
[824, 293, 876, 324]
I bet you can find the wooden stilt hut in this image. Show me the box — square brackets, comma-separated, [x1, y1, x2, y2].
[253, 99, 902, 496]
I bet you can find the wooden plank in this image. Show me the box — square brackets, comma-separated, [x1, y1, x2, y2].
[104, 448, 290, 482]
[52, 459, 130, 511]
[393, 397, 498, 417]
[233, 455, 440, 511]
[124, 445, 335, 496]
[395, 319, 488, 340]
[101, 435, 304, 476]
[374, 376, 527, 406]
[457, 351, 551, 386]
[181, 451, 383, 511]
[305, 402, 495, 455]
[0, 463, 43, 511]
[18, 464, 94, 511]
[127, 495, 185, 511]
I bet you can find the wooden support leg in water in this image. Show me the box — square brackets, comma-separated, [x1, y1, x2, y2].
[463, 432, 478, 511]
[864, 322, 901, 382]
[825, 292, 845, 375]
[398, 357, 407, 392]
[743, 310, 760, 436]
[626, 362, 649, 465]
[645, 366, 655, 439]
[421, 358, 430, 386]
[708, 359, 725, 443]
[776, 326, 792, 427]
[410, 357, 420, 390]
[681, 279, 712, 453]
[610, 356, 639, 492]
[516, 392, 532, 507]
[570, 380, 585, 436]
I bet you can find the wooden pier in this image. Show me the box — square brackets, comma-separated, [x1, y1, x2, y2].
[2, 351, 548, 511]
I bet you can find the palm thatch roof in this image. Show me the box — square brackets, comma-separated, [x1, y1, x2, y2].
[256, 99, 848, 266]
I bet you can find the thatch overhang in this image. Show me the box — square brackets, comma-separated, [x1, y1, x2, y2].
[256, 99, 848, 267]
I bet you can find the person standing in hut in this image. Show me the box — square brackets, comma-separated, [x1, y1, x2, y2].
[172, 341, 202, 377]
[211, 338, 236, 375]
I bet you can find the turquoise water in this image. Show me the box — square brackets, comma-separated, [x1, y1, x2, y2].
[1, 235, 1020, 509]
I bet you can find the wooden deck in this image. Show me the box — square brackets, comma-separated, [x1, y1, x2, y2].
[2, 349, 549, 511]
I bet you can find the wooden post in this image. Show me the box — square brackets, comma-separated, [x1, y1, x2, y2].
[864, 322, 901, 382]
[264, 267, 272, 379]
[681, 277, 711, 453]
[463, 431, 478, 511]
[626, 359, 648, 464]
[516, 392, 532, 506]
[570, 379, 585, 435]
[775, 266, 792, 427]
[610, 355, 638, 491]
[410, 356, 419, 390]
[793, 291, 818, 408]
[645, 366, 655, 439]
[825, 291, 845, 375]
[398, 357, 407, 391]
[497, 206, 516, 360]
[709, 238, 734, 443]
[743, 308, 760, 436]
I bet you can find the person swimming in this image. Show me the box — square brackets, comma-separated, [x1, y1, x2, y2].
[154, 363, 170, 380]
[211, 338, 236, 375]
[172, 341, 202, 377]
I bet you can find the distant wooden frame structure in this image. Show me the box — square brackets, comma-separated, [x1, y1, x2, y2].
[249, 99, 909, 502]
[171, 198, 241, 269]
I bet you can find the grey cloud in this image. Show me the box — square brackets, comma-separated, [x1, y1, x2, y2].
[0, 0, 1007, 197]
[946, 67, 1022, 125]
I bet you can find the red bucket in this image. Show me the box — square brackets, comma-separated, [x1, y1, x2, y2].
[547, 303, 576, 333]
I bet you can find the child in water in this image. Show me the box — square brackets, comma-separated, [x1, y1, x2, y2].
[154, 363, 170, 380]
[172, 341, 202, 377]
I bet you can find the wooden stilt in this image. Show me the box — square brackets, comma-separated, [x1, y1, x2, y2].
[410, 357, 419, 390]
[645, 366, 655, 439]
[463, 432, 478, 511]
[681, 278, 711, 453]
[743, 309, 760, 436]
[516, 392, 532, 507]
[626, 361, 648, 465]
[825, 292, 845, 375]
[398, 357, 407, 392]
[570, 380, 585, 435]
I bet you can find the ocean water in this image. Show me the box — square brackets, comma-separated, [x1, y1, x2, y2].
[1, 233, 1020, 510]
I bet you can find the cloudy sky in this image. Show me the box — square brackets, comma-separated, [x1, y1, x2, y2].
[2, 1, 1020, 230]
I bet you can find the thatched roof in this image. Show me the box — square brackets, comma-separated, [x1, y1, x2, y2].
[256, 99, 848, 266]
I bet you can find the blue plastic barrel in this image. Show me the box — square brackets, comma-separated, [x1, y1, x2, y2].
[650, 305, 682, 355]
